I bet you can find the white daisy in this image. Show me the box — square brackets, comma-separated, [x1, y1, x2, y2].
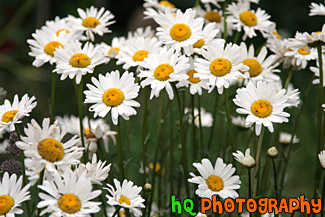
[284, 46, 317, 69]
[226, 0, 274, 40]
[154, 8, 205, 49]
[138, 47, 189, 100]
[287, 24, 325, 49]
[274, 81, 300, 108]
[105, 179, 145, 217]
[37, 168, 101, 216]
[233, 148, 255, 168]
[176, 57, 210, 95]
[84, 70, 140, 125]
[144, 0, 176, 12]
[127, 26, 156, 40]
[0, 94, 37, 132]
[194, 39, 249, 94]
[100, 36, 127, 59]
[0, 172, 31, 216]
[27, 28, 70, 67]
[310, 59, 325, 87]
[266, 37, 293, 68]
[68, 6, 115, 41]
[15, 118, 83, 175]
[279, 132, 299, 145]
[201, 0, 259, 8]
[185, 107, 213, 128]
[53, 40, 106, 84]
[309, 2, 325, 16]
[233, 81, 291, 135]
[116, 36, 162, 70]
[188, 158, 241, 199]
[231, 116, 250, 129]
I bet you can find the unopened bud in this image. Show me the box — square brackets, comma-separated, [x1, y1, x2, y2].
[242, 156, 256, 168]
[267, 146, 278, 158]
[144, 183, 152, 191]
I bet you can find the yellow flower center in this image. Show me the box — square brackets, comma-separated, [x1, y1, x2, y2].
[251, 99, 273, 118]
[119, 211, 126, 217]
[193, 39, 205, 48]
[0, 195, 14, 215]
[206, 175, 224, 192]
[37, 138, 64, 162]
[69, 53, 91, 68]
[187, 70, 200, 83]
[108, 47, 120, 55]
[242, 58, 263, 77]
[1, 110, 19, 123]
[239, 11, 258, 27]
[154, 64, 174, 81]
[119, 195, 131, 205]
[84, 128, 96, 139]
[272, 31, 281, 40]
[149, 162, 162, 172]
[102, 88, 125, 107]
[298, 47, 311, 55]
[204, 11, 222, 23]
[170, 23, 192, 42]
[58, 193, 81, 214]
[82, 17, 101, 28]
[56, 28, 70, 36]
[159, 0, 175, 8]
[132, 50, 149, 62]
[44, 41, 63, 57]
[210, 58, 232, 76]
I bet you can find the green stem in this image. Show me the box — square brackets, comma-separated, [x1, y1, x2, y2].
[223, 0, 229, 41]
[321, 173, 325, 217]
[50, 73, 57, 124]
[116, 120, 125, 180]
[252, 126, 265, 198]
[112, 206, 121, 217]
[169, 100, 174, 217]
[272, 159, 279, 202]
[194, 0, 200, 7]
[191, 95, 197, 160]
[284, 68, 293, 90]
[224, 89, 235, 154]
[207, 90, 219, 151]
[233, 31, 242, 44]
[197, 95, 204, 156]
[248, 169, 252, 217]
[76, 79, 87, 162]
[142, 87, 149, 185]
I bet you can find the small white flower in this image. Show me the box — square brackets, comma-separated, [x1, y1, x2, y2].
[279, 132, 299, 145]
[267, 146, 278, 158]
[233, 148, 255, 168]
[284, 47, 317, 69]
[319, 150, 325, 169]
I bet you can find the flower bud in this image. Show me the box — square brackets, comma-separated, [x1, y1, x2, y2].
[267, 146, 278, 158]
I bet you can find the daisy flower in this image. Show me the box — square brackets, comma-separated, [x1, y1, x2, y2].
[188, 158, 241, 199]
[101, 36, 127, 59]
[15, 118, 83, 175]
[127, 26, 156, 40]
[154, 8, 205, 49]
[284, 47, 317, 69]
[116, 36, 162, 70]
[68, 6, 115, 41]
[279, 132, 299, 145]
[176, 57, 210, 95]
[138, 47, 189, 100]
[144, 0, 176, 13]
[185, 107, 213, 128]
[84, 70, 140, 125]
[0, 94, 37, 132]
[53, 41, 106, 84]
[233, 81, 291, 135]
[310, 60, 325, 87]
[266, 37, 293, 68]
[27, 28, 71, 67]
[231, 116, 250, 129]
[233, 148, 255, 168]
[37, 168, 101, 216]
[318, 150, 325, 169]
[240, 43, 280, 82]
[226, 0, 274, 40]
[274, 81, 300, 108]
[201, 0, 259, 8]
[287, 24, 325, 49]
[105, 179, 145, 217]
[0, 172, 31, 216]
[309, 2, 325, 16]
[194, 39, 249, 94]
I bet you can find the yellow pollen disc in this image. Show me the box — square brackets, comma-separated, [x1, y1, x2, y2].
[0, 195, 14, 215]
[251, 99, 273, 118]
[170, 23, 192, 42]
[159, 0, 175, 8]
[240, 11, 258, 27]
[210, 58, 232, 77]
[119, 195, 131, 206]
[154, 64, 174, 81]
[206, 175, 224, 192]
[37, 138, 64, 162]
[242, 58, 263, 77]
[69, 53, 91, 68]
[149, 162, 162, 172]
[82, 17, 101, 28]
[187, 70, 200, 83]
[56, 28, 70, 36]
[193, 39, 205, 48]
[44, 41, 63, 57]
[132, 50, 149, 62]
[272, 31, 282, 40]
[108, 47, 120, 55]
[102, 88, 124, 107]
[119, 211, 126, 217]
[204, 11, 222, 23]
[298, 47, 311, 55]
[1, 110, 19, 123]
[58, 193, 81, 214]
[84, 128, 96, 139]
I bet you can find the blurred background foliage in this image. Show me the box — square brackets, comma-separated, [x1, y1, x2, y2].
[0, 0, 324, 200]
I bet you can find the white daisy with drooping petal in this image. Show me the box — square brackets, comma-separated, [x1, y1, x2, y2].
[0, 172, 31, 216]
[37, 168, 101, 216]
[310, 60, 325, 87]
[0, 94, 37, 132]
[53, 40, 106, 84]
[138, 47, 189, 100]
[233, 148, 255, 167]
[227, 0, 274, 40]
[194, 39, 249, 94]
[233, 81, 291, 135]
[15, 118, 83, 175]
[309, 2, 325, 16]
[84, 70, 140, 125]
[105, 179, 145, 217]
[154, 8, 205, 49]
[188, 158, 241, 199]
[68, 6, 115, 41]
